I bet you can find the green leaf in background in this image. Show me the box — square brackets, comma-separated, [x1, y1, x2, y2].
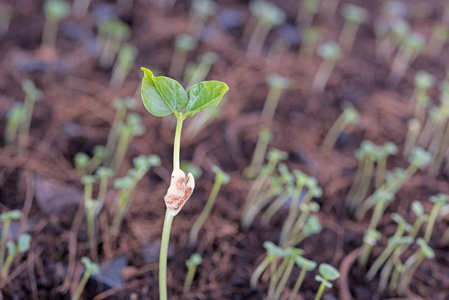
[186, 81, 229, 116]
[141, 68, 188, 117]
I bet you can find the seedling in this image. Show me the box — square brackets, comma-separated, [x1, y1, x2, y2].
[241, 149, 288, 230]
[397, 238, 434, 295]
[424, 194, 448, 243]
[314, 263, 340, 300]
[72, 257, 100, 300]
[251, 241, 284, 289]
[183, 253, 202, 292]
[0, 210, 23, 268]
[321, 103, 359, 152]
[111, 113, 146, 172]
[1, 233, 31, 279]
[111, 155, 161, 232]
[85, 198, 103, 259]
[247, 0, 286, 57]
[427, 24, 449, 57]
[387, 32, 426, 86]
[403, 118, 421, 157]
[296, 0, 321, 29]
[262, 74, 293, 121]
[243, 129, 273, 179]
[18, 80, 42, 151]
[358, 229, 381, 268]
[85, 145, 108, 175]
[311, 41, 341, 93]
[169, 34, 197, 79]
[189, 165, 230, 245]
[288, 255, 317, 300]
[270, 247, 303, 300]
[75, 152, 90, 176]
[42, 0, 70, 47]
[105, 97, 136, 166]
[299, 26, 322, 58]
[339, 4, 369, 53]
[412, 70, 435, 123]
[285, 214, 322, 247]
[97, 18, 132, 68]
[140, 68, 228, 300]
[81, 175, 97, 203]
[189, 0, 217, 37]
[3, 103, 24, 146]
[95, 167, 114, 202]
[375, 142, 398, 188]
[111, 43, 138, 88]
[184, 51, 218, 88]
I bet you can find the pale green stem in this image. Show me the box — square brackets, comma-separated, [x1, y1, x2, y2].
[375, 157, 387, 189]
[321, 115, 347, 152]
[18, 96, 36, 150]
[247, 21, 271, 57]
[429, 121, 449, 176]
[189, 176, 223, 245]
[261, 192, 291, 226]
[169, 49, 188, 79]
[261, 87, 283, 121]
[272, 257, 295, 300]
[280, 186, 305, 246]
[311, 59, 336, 93]
[159, 209, 175, 300]
[397, 253, 424, 295]
[183, 265, 197, 292]
[352, 158, 375, 209]
[4, 120, 20, 146]
[346, 157, 365, 210]
[314, 281, 327, 300]
[0, 219, 11, 268]
[339, 22, 358, 54]
[288, 267, 307, 300]
[186, 60, 212, 88]
[424, 203, 442, 243]
[1, 253, 14, 279]
[267, 257, 278, 297]
[248, 129, 273, 175]
[251, 256, 273, 288]
[105, 106, 127, 166]
[72, 268, 92, 300]
[173, 116, 184, 171]
[97, 177, 108, 202]
[368, 200, 386, 230]
[241, 186, 277, 230]
[111, 130, 131, 172]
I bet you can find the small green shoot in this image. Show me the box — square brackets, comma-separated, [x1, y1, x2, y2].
[299, 26, 322, 58]
[140, 68, 228, 300]
[95, 167, 114, 202]
[311, 41, 341, 93]
[3, 103, 24, 146]
[18, 80, 42, 151]
[72, 257, 100, 300]
[358, 229, 381, 268]
[339, 4, 369, 53]
[0, 210, 23, 269]
[183, 253, 202, 292]
[97, 18, 132, 68]
[314, 263, 340, 300]
[413, 70, 435, 123]
[244, 129, 273, 179]
[375, 142, 398, 188]
[288, 255, 317, 300]
[169, 34, 198, 79]
[42, 0, 70, 47]
[321, 103, 359, 152]
[261, 74, 293, 121]
[111, 43, 138, 88]
[270, 247, 303, 300]
[424, 194, 448, 243]
[403, 118, 421, 157]
[1, 233, 31, 279]
[75, 152, 90, 176]
[189, 165, 229, 245]
[247, 0, 286, 57]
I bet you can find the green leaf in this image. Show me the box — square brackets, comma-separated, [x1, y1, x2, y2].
[186, 81, 229, 116]
[141, 68, 188, 117]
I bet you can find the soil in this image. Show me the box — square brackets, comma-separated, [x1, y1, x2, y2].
[1, 0, 449, 299]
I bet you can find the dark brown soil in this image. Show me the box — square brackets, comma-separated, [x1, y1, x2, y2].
[1, 0, 449, 299]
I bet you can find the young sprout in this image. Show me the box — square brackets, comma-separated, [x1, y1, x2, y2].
[365, 213, 410, 281]
[18, 80, 42, 151]
[140, 68, 228, 300]
[72, 257, 100, 300]
[311, 41, 341, 93]
[387, 32, 426, 86]
[358, 229, 381, 268]
[97, 19, 132, 68]
[0, 210, 23, 270]
[111, 113, 146, 172]
[288, 255, 317, 300]
[314, 263, 340, 300]
[42, 0, 70, 47]
[3, 103, 24, 146]
[189, 165, 230, 245]
[111, 155, 161, 232]
[284, 200, 321, 247]
[270, 247, 303, 300]
[111, 43, 138, 88]
[261, 74, 293, 121]
[169, 34, 198, 79]
[412, 70, 435, 123]
[250, 241, 285, 289]
[75, 152, 90, 176]
[339, 4, 369, 53]
[81, 175, 97, 203]
[247, 0, 286, 57]
[243, 129, 273, 179]
[95, 167, 114, 202]
[85, 198, 103, 259]
[375, 142, 398, 188]
[397, 238, 434, 295]
[320, 103, 359, 152]
[85, 145, 108, 175]
[183, 253, 202, 292]
[286, 214, 322, 247]
[403, 118, 421, 157]
[346, 141, 378, 213]
[427, 24, 449, 57]
[368, 191, 395, 230]
[1, 233, 31, 279]
[424, 194, 448, 243]
[189, 0, 217, 37]
[299, 26, 322, 58]
[184, 51, 219, 88]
